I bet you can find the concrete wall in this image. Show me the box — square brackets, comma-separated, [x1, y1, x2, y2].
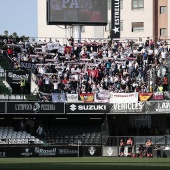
[120, 0, 154, 40]
[158, 0, 168, 39]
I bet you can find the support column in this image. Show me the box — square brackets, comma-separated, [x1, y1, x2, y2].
[73, 25, 82, 43]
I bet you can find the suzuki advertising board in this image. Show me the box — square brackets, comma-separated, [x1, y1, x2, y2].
[66, 103, 107, 114]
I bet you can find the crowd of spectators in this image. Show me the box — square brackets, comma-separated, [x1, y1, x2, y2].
[0, 36, 169, 100]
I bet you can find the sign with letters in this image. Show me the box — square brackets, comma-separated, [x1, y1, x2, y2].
[153, 92, 164, 100]
[66, 103, 107, 114]
[66, 102, 145, 114]
[156, 102, 170, 113]
[20, 61, 37, 73]
[0, 146, 79, 157]
[6, 70, 31, 83]
[108, 102, 145, 113]
[110, 92, 138, 103]
[111, 0, 120, 38]
[145, 101, 170, 114]
[6, 102, 64, 114]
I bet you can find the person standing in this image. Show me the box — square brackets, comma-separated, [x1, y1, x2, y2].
[119, 139, 125, 157]
[20, 120, 25, 131]
[36, 124, 43, 138]
[43, 75, 51, 92]
[19, 78, 26, 94]
[37, 77, 43, 92]
[126, 137, 133, 157]
[145, 139, 153, 157]
[163, 75, 168, 91]
[52, 80, 59, 93]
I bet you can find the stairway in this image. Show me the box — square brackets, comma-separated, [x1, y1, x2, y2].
[0, 55, 13, 71]
[0, 81, 11, 94]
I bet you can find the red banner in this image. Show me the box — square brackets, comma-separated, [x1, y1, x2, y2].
[139, 92, 153, 101]
[79, 93, 94, 102]
[87, 69, 99, 78]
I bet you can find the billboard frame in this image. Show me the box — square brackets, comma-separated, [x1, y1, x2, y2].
[46, 0, 108, 26]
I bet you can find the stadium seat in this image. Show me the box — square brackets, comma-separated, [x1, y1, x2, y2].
[15, 95, 21, 100]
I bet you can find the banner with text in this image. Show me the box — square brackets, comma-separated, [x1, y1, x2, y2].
[66, 103, 107, 114]
[153, 92, 164, 100]
[146, 101, 170, 113]
[66, 103, 145, 114]
[108, 102, 145, 113]
[111, 0, 120, 39]
[20, 61, 37, 73]
[0, 146, 79, 157]
[110, 93, 138, 103]
[6, 102, 64, 114]
[6, 70, 31, 83]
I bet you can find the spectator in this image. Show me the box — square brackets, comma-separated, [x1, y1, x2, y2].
[36, 124, 44, 138]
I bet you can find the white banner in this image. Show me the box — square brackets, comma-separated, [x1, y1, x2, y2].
[52, 93, 66, 102]
[110, 93, 138, 103]
[66, 94, 78, 102]
[94, 91, 110, 103]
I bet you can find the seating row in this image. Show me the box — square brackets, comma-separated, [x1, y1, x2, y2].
[0, 126, 43, 145]
[0, 94, 26, 100]
[0, 138, 43, 145]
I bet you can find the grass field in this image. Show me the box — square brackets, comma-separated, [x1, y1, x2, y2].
[0, 157, 170, 170]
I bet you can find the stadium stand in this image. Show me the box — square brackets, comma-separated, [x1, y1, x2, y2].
[0, 37, 170, 158]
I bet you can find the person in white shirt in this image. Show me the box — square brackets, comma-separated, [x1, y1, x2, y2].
[42, 45, 47, 53]
[53, 80, 59, 93]
[47, 42, 53, 52]
[154, 48, 159, 59]
[109, 76, 114, 84]
[122, 42, 127, 50]
[161, 49, 167, 60]
[90, 52, 95, 60]
[148, 48, 154, 64]
[108, 49, 113, 58]
[18, 40, 23, 45]
[43, 75, 50, 92]
[141, 47, 146, 54]
[38, 65, 46, 75]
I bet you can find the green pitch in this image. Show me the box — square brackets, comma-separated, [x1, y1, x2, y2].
[0, 157, 170, 170]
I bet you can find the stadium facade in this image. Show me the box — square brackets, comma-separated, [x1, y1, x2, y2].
[38, 0, 170, 43]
